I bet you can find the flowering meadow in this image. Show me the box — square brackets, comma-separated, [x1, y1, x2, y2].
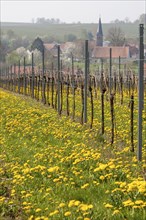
[0, 88, 146, 220]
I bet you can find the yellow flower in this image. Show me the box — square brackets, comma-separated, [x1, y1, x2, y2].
[28, 215, 34, 220]
[64, 211, 71, 217]
[135, 200, 144, 205]
[105, 203, 113, 208]
[0, 196, 5, 203]
[123, 199, 134, 207]
[74, 200, 81, 206]
[77, 217, 82, 220]
[112, 210, 120, 215]
[99, 175, 105, 180]
[132, 206, 141, 209]
[35, 208, 41, 212]
[59, 202, 66, 208]
[48, 166, 59, 173]
[79, 204, 93, 212]
[88, 204, 93, 209]
[53, 178, 60, 183]
[49, 210, 59, 216]
[68, 200, 75, 207]
[81, 183, 89, 189]
[80, 205, 89, 211]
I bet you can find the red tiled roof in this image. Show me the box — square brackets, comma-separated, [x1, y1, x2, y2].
[92, 46, 130, 58]
[44, 43, 57, 50]
[60, 42, 75, 51]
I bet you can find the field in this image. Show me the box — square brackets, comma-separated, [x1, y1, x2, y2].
[0, 87, 146, 220]
[1, 22, 138, 41]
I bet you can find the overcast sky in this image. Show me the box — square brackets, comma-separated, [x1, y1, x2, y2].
[1, 0, 145, 23]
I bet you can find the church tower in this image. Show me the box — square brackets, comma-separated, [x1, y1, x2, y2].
[96, 18, 103, 46]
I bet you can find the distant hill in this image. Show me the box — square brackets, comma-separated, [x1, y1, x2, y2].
[1, 22, 138, 42]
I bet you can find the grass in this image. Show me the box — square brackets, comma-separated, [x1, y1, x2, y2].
[0, 88, 146, 220]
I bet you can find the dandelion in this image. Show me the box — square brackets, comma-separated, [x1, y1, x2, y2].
[49, 210, 59, 216]
[104, 203, 113, 208]
[36, 208, 41, 213]
[81, 183, 89, 189]
[74, 200, 81, 206]
[64, 211, 71, 217]
[0, 196, 5, 203]
[48, 166, 59, 173]
[112, 210, 120, 215]
[28, 215, 34, 220]
[123, 199, 134, 207]
[135, 200, 144, 205]
[79, 204, 93, 212]
[59, 202, 66, 208]
[99, 175, 105, 180]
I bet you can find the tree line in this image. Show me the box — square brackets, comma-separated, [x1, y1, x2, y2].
[34, 14, 146, 24]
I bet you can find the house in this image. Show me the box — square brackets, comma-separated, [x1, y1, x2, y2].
[92, 18, 130, 60]
[44, 43, 61, 57]
[92, 46, 130, 59]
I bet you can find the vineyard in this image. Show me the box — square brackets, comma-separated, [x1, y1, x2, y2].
[0, 35, 146, 219]
[0, 46, 145, 149]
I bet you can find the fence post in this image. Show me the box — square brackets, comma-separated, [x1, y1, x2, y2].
[31, 52, 34, 98]
[84, 40, 88, 123]
[109, 48, 112, 94]
[119, 55, 121, 74]
[71, 53, 74, 77]
[23, 57, 26, 95]
[57, 45, 61, 115]
[130, 94, 134, 152]
[110, 93, 114, 145]
[18, 60, 20, 93]
[10, 65, 12, 91]
[42, 48, 46, 103]
[138, 24, 144, 161]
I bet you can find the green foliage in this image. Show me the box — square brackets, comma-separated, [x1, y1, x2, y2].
[87, 31, 94, 41]
[6, 51, 20, 65]
[64, 34, 77, 42]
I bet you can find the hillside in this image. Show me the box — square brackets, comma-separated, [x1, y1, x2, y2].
[1, 22, 138, 41]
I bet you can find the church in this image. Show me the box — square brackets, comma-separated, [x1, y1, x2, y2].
[92, 18, 130, 59]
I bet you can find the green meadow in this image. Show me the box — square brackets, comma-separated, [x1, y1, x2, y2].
[0, 88, 145, 220]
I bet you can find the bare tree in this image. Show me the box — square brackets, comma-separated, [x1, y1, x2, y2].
[106, 27, 126, 46]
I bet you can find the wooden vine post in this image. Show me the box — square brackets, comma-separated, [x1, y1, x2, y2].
[66, 75, 70, 116]
[101, 88, 106, 134]
[18, 60, 20, 94]
[89, 77, 93, 129]
[81, 84, 84, 125]
[57, 45, 61, 115]
[23, 57, 26, 95]
[110, 93, 114, 145]
[130, 94, 134, 152]
[31, 52, 34, 98]
[84, 40, 88, 123]
[138, 24, 144, 161]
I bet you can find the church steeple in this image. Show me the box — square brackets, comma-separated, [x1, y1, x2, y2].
[96, 17, 103, 46]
